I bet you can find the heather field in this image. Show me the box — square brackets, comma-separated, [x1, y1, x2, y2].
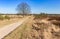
[0, 0, 60, 39]
[2, 14, 60, 39]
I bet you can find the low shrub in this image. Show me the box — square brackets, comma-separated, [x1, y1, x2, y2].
[0, 15, 10, 20]
[48, 16, 60, 21]
[51, 21, 60, 26]
[0, 15, 4, 20]
[4, 15, 10, 20]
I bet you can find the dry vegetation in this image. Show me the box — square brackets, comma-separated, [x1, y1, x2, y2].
[2, 14, 60, 39]
[0, 15, 23, 28]
[31, 14, 60, 39]
[3, 16, 33, 39]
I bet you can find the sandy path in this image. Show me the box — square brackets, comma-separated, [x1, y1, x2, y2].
[0, 17, 29, 39]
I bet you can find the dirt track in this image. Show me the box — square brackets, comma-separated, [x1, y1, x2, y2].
[0, 17, 29, 39]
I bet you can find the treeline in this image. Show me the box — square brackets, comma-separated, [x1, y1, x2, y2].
[33, 13, 48, 19]
[33, 13, 60, 19]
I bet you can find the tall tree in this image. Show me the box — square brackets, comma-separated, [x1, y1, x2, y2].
[16, 2, 31, 16]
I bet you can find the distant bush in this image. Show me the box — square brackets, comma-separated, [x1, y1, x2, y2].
[49, 16, 60, 21]
[34, 13, 47, 19]
[4, 15, 10, 20]
[0, 15, 4, 20]
[0, 15, 10, 20]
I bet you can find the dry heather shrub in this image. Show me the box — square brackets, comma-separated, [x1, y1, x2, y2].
[48, 16, 60, 21]
[51, 21, 60, 26]
[48, 16, 60, 26]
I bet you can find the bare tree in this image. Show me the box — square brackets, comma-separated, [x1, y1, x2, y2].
[16, 2, 31, 16]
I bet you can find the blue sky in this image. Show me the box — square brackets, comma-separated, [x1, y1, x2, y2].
[0, 0, 60, 14]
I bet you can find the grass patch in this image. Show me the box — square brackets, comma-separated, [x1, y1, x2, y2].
[4, 15, 10, 20]
[0, 15, 10, 20]
[0, 15, 4, 20]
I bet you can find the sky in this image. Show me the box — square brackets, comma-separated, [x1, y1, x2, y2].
[0, 0, 60, 14]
